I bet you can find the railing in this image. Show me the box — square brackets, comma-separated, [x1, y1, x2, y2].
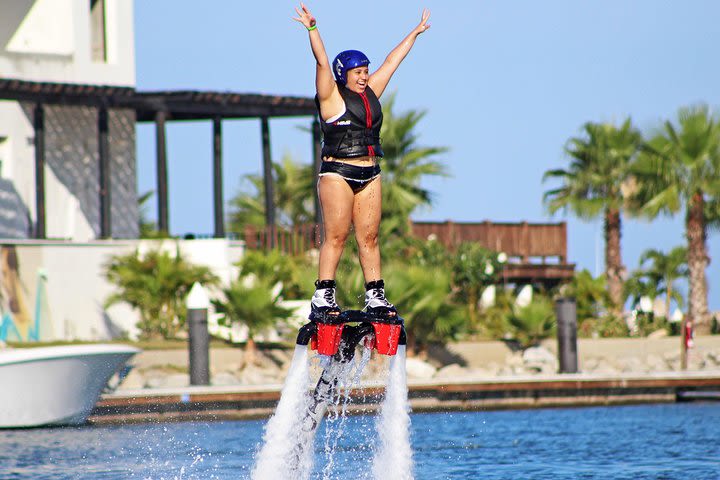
[239, 221, 567, 263]
[240, 224, 321, 256]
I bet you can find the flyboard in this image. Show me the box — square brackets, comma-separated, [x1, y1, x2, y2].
[296, 309, 406, 432]
[251, 309, 409, 480]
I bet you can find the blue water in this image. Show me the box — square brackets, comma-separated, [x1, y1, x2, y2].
[1, 403, 719, 479]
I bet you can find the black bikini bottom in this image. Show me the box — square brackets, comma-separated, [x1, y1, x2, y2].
[319, 161, 382, 193]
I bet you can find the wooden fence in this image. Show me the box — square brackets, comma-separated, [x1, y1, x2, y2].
[241, 221, 567, 262]
[410, 221, 568, 263]
[241, 223, 320, 256]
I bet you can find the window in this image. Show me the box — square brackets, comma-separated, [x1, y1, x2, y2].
[90, 0, 106, 62]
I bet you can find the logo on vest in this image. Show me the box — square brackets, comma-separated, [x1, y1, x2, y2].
[334, 120, 351, 126]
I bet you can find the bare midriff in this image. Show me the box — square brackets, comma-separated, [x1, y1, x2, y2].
[323, 155, 378, 166]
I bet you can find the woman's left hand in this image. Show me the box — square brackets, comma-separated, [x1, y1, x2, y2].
[414, 8, 431, 35]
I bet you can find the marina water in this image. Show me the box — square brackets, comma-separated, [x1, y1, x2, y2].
[2, 403, 720, 479]
[251, 343, 414, 480]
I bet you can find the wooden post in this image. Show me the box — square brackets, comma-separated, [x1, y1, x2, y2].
[98, 106, 111, 238]
[33, 103, 46, 239]
[212, 116, 225, 238]
[155, 110, 169, 234]
[260, 117, 275, 246]
[680, 317, 689, 370]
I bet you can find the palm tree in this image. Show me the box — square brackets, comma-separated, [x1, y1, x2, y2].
[561, 270, 612, 334]
[630, 105, 720, 333]
[104, 246, 219, 339]
[451, 242, 501, 328]
[636, 247, 688, 320]
[384, 262, 465, 355]
[543, 119, 642, 317]
[212, 278, 293, 366]
[379, 93, 449, 237]
[227, 153, 315, 231]
[505, 295, 556, 349]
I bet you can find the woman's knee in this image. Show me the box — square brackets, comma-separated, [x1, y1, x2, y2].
[357, 231, 379, 251]
[324, 231, 349, 249]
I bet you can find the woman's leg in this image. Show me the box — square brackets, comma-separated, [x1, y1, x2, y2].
[352, 177, 397, 316]
[352, 177, 383, 282]
[317, 174, 355, 280]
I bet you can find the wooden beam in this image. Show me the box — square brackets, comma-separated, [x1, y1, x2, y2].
[98, 106, 111, 238]
[155, 111, 169, 234]
[33, 103, 45, 239]
[260, 117, 275, 244]
[212, 116, 224, 238]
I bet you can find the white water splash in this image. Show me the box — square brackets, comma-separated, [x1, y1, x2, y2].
[251, 345, 313, 480]
[372, 345, 414, 480]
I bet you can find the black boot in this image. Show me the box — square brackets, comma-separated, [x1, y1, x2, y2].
[364, 279, 397, 318]
[310, 279, 341, 321]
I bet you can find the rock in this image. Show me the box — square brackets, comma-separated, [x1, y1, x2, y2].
[506, 353, 524, 368]
[405, 357, 437, 379]
[522, 346, 556, 364]
[618, 357, 647, 373]
[687, 355, 706, 371]
[590, 363, 621, 375]
[705, 351, 720, 366]
[145, 373, 188, 389]
[117, 369, 145, 390]
[434, 364, 469, 379]
[663, 351, 680, 363]
[647, 329, 668, 339]
[212, 372, 239, 386]
[238, 365, 281, 385]
[645, 354, 667, 372]
[581, 358, 600, 373]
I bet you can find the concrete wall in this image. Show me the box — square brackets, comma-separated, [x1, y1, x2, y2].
[0, 0, 135, 86]
[0, 0, 139, 240]
[0, 239, 246, 343]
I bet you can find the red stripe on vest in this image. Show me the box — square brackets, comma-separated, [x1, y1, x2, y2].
[359, 91, 375, 157]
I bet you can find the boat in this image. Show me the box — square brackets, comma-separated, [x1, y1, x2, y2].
[0, 343, 140, 428]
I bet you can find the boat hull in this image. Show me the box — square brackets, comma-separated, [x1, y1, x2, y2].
[0, 344, 139, 428]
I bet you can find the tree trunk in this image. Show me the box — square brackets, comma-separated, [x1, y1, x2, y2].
[686, 192, 710, 334]
[604, 208, 625, 318]
[244, 336, 257, 366]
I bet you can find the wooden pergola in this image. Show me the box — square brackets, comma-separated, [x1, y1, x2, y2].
[0, 78, 322, 239]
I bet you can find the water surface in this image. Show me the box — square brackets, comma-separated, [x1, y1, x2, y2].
[1, 403, 719, 479]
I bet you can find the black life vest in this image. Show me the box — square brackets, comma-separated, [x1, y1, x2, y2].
[316, 84, 384, 159]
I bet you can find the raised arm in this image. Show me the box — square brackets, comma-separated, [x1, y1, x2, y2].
[369, 9, 431, 99]
[293, 3, 337, 104]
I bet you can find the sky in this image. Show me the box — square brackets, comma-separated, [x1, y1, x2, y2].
[133, 1, 719, 310]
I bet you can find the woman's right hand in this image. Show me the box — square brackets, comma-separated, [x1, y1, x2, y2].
[293, 3, 317, 30]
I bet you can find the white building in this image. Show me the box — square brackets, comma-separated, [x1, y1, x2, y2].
[0, 1, 317, 343]
[0, 0, 138, 240]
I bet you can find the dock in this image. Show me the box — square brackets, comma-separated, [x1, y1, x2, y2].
[89, 371, 720, 425]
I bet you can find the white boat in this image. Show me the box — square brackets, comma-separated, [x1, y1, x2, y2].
[0, 344, 140, 428]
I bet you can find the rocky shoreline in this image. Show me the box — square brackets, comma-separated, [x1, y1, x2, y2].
[115, 335, 720, 391]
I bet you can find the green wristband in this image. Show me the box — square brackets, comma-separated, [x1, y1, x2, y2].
[307, 25, 317, 31]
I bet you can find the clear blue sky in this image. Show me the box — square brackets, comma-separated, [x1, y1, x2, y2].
[134, 1, 720, 310]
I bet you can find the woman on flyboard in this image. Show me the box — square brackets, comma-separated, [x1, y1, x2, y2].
[293, 3, 431, 323]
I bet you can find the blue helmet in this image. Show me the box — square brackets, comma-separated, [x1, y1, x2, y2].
[332, 50, 370, 85]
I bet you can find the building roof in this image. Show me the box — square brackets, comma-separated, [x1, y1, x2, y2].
[0, 78, 317, 120]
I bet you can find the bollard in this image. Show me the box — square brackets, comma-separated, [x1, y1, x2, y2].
[555, 297, 578, 374]
[187, 282, 210, 385]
